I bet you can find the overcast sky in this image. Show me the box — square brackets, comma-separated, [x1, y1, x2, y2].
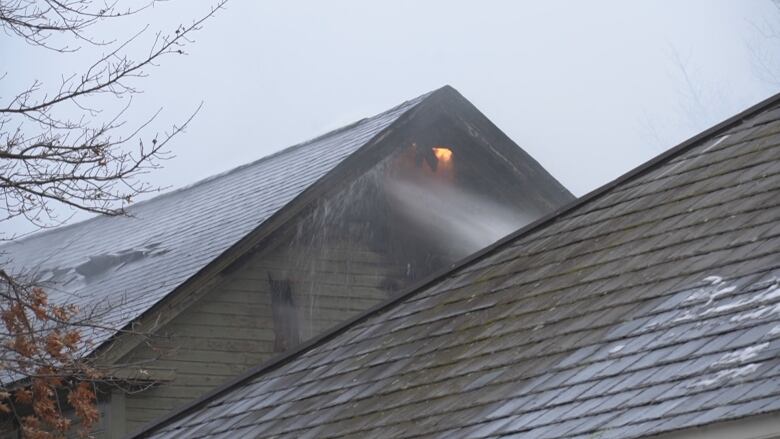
[2, 0, 780, 235]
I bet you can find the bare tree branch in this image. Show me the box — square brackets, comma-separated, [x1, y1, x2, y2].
[1, 1, 225, 235]
[0, 0, 227, 435]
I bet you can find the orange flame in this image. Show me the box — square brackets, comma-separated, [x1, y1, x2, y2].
[432, 147, 453, 163]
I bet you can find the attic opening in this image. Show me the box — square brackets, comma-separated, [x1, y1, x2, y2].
[432, 146, 452, 163]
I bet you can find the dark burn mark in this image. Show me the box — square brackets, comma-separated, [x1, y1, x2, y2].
[268, 274, 300, 352]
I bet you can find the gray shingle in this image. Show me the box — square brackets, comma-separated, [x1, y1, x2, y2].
[137, 93, 780, 439]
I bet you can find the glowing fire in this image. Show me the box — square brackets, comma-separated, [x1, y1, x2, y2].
[432, 147, 453, 163]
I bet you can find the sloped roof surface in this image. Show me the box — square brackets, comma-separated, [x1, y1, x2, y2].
[139, 96, 780, 439]
[0, 92, 426, 358]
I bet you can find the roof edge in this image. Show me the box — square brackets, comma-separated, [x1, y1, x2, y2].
[128, 89, 780, 438]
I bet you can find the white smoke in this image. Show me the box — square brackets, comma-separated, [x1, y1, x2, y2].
[385, 178, 532, 256]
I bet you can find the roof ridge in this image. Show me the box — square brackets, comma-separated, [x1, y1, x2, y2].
[1, 88, 436, 249]
[127, 89, 780, 438]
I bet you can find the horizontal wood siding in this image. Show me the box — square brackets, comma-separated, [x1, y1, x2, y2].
[121, 266, 274, 430]
[122, 235, 404, 431]
[0, 419, 16, 439]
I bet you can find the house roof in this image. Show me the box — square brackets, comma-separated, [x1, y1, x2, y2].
[133, 91, 780, 439]
[0, 88, 430, 367]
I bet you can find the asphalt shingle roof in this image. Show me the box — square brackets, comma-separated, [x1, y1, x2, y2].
[136, 94, 780, 439]
[0, 91, 428, 364]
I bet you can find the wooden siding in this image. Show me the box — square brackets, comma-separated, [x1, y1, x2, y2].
[120, 232, 403, 432]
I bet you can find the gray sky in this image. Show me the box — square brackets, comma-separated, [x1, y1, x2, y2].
[2, 0, 780, 235]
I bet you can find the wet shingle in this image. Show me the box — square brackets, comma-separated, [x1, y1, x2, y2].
[136, 94, 780, 438]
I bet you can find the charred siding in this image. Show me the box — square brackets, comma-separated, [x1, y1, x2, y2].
[120, 237, 399, 431]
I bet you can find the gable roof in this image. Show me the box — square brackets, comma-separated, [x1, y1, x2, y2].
[0, 89, 430, 365]
[133, 91, 780, 439]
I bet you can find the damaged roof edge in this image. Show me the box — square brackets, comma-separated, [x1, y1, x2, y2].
[127, 88, 780, 438]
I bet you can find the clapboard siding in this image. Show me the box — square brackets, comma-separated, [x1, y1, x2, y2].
[120, 226, 405, 431]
